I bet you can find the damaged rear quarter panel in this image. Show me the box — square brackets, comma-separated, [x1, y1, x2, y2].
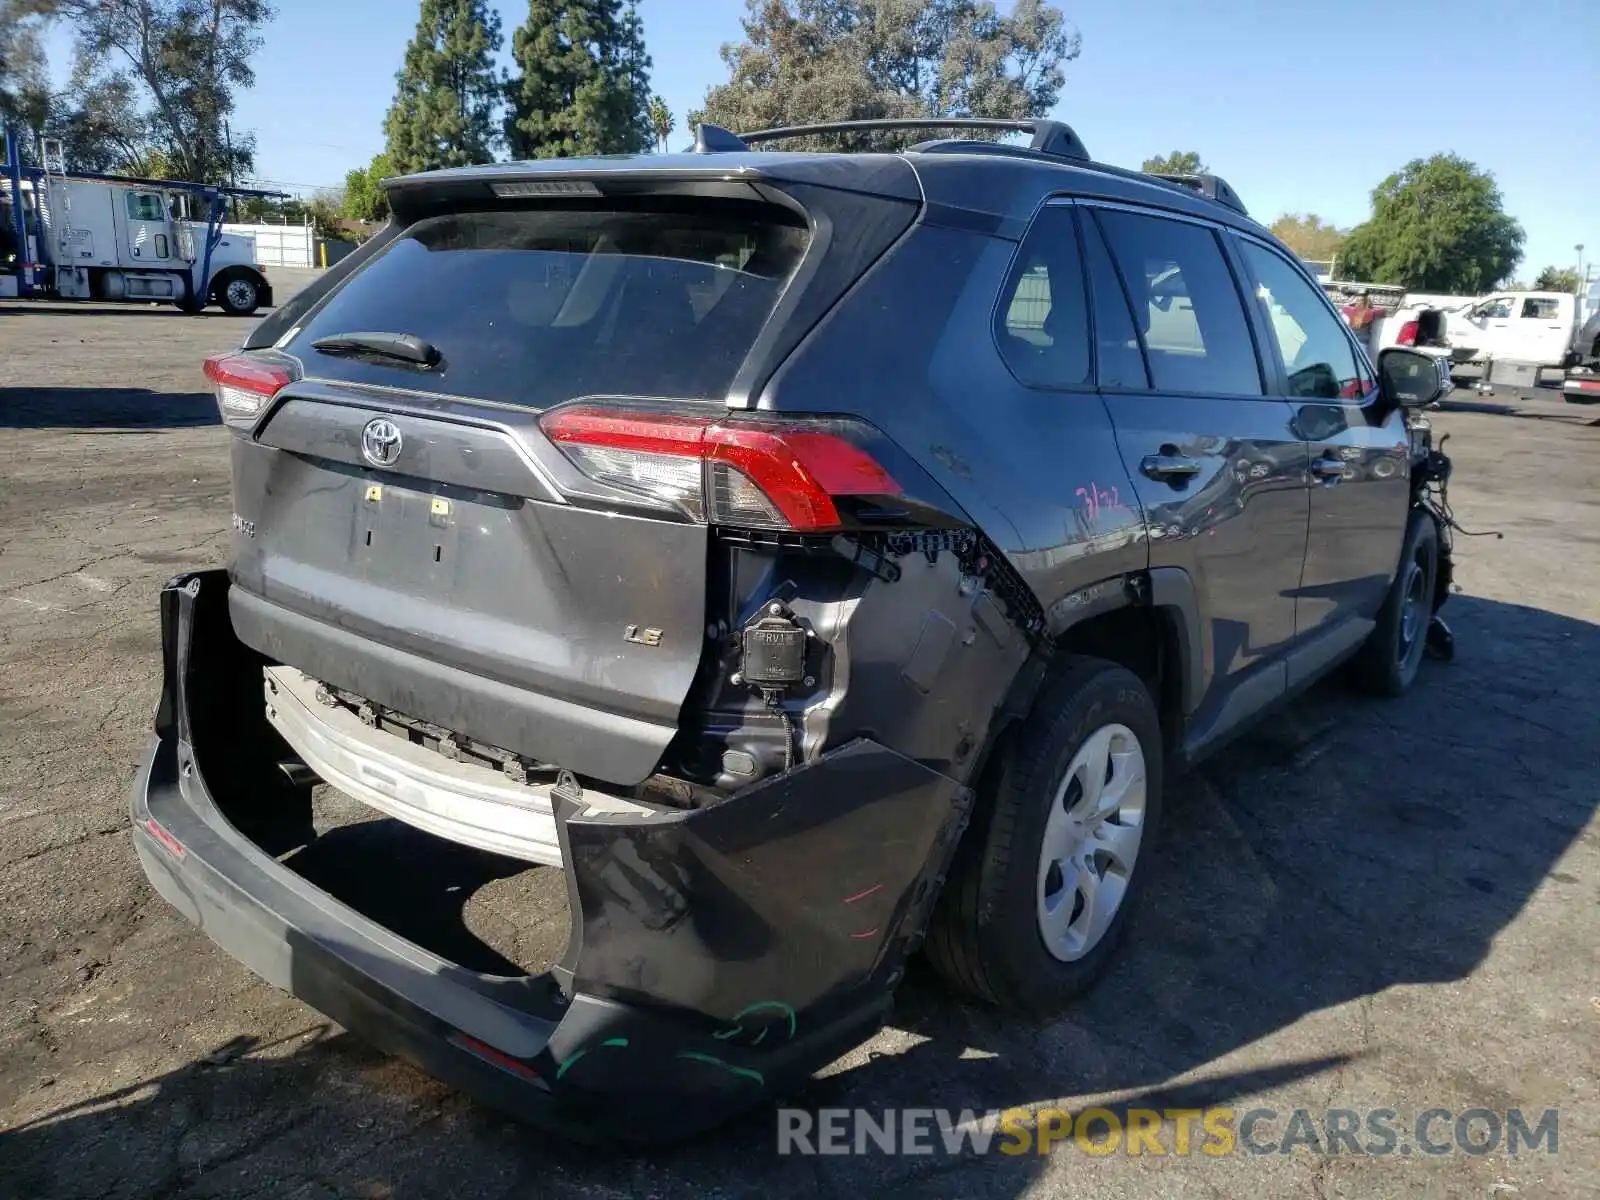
[558, 739, 970, 1027]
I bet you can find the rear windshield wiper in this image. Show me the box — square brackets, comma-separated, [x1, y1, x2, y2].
[310, 331, 442, 369]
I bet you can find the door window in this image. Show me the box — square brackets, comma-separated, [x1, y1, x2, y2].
[1093, 209, 1263, 396]
[994, 206, 1091, 388]
[126, 192, 167, 222]
[1238, 241, 1367, 400]
[1521, 297, 1561, 319]
[1475, 297, 1512, 319]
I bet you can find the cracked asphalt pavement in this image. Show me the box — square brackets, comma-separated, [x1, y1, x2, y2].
[1, 275, 1597, 1199]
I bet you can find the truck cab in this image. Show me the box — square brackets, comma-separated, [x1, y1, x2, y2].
[1450, 291, 1576, 368]
[4, 129, 281, 314]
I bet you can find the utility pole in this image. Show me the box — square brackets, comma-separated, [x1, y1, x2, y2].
[1576, 244, 1586, 296]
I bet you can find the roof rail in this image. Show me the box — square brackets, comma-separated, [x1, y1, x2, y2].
[1143, 172, 1249, 218]
[712, 118, 1090, 162]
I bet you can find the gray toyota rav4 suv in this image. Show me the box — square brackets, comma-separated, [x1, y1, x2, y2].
[131, 118, 1457, 1144]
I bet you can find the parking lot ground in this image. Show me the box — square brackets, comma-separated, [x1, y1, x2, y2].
[1, 285, 1597, 1199]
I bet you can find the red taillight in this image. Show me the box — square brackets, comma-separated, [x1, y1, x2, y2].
[540, 406, 903, 532]
[1396, 320, 1419, 347]
[203, 352, 293, 425]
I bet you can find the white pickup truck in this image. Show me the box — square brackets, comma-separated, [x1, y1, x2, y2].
[1368, 290, 1582, 372]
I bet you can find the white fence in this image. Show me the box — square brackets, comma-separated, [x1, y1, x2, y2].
[221, 221, 314, 268]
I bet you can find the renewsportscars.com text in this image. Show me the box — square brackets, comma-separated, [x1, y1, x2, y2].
[776, 1106, 1560, 1157]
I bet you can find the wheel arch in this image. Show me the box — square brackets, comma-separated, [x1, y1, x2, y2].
[970, 568, 1202, 787]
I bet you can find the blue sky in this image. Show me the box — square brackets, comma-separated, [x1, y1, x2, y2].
[46, 0, 1599, 277]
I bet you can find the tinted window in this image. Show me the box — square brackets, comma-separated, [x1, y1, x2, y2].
[126, 192, 166, 221]
[1081, 216, 1148, 389]
[994, 207, 1090, 388]
[287, 204, 809, 407]
[1239, 241, 1366, 400]
[1521, 297, 1561, 319]
[1094, 210, 1262, 396]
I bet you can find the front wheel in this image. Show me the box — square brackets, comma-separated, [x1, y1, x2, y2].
[924, 657, 1164, 1014]
[1349, 511, 1439, 697]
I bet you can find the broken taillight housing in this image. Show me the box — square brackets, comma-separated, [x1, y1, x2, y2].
[539, 405, 904, 532]
[203, 352, 294, 429]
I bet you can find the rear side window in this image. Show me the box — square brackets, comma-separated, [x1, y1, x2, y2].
[1093, 210, 1263, 396]
[1521, 297, 1561, 319]
[1238, 241, 1366, 399]
[286, 203, 809, 407]
[994, 206, 1090, 389]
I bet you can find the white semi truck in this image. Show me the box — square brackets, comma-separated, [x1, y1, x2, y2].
[2, 132, 283, 315]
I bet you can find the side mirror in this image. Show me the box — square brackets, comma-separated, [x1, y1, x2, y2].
[1377, 347, 1453, 409]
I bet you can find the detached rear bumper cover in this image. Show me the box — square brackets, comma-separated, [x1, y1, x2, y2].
[131, 571, 971, 1143]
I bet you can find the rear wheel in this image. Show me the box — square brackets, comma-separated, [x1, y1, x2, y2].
[925, 657, 1163, 1014]
[1349, 511, 1438, 696]
[216, 273, 261, 316]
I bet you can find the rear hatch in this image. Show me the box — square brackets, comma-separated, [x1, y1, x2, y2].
[221, 160, 920, 786]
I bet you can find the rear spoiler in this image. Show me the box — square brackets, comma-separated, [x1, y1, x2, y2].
[379, 156, 922, 223]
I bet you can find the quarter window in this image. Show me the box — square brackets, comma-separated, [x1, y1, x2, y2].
[1239, 241, 1367, 400]
[1093, 210, 1263, 396]
[994, 206, 1091, 389]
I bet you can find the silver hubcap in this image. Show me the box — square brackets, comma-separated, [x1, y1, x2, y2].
[1398, 558, 1426, 660]
[1037, 722, 1147, 962]
[226, 279, 256, 310]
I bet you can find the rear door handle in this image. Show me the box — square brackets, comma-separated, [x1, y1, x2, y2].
[1310, 455, 1347, 481]
[1140, 453, 1202, 482]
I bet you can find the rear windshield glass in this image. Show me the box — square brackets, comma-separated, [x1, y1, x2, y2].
[285, 203, 809, 407]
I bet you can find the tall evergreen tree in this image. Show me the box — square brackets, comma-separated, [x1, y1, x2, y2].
[384, 0, 503, 175]
[504, 0, 653, 159]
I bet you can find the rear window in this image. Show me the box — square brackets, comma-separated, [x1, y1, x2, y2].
[285, 203, 810, 407]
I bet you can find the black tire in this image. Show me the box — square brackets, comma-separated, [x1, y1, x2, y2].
[924, 656, 1164, 1014]
[214, 272, 261, 316]
[1349, 510, 1438, 697]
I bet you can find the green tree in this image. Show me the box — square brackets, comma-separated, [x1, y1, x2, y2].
[342, 153, 394, 221]
[504, 0, 653, 159]
[1, 0, 56, 138]
[1269, 213, 1347, 264]
[1339, 154, 1524, 292]
[690, 0, 1080, 148]
[384, 0, 503, 175]
[1141, 150, 1206, 175]
[54, 0, 272, 183]
[1532, 265, 1580, 293]
[648, 94, 674, 152]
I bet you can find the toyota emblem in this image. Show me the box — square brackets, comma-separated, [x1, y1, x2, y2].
[361, 418, 403, 467]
